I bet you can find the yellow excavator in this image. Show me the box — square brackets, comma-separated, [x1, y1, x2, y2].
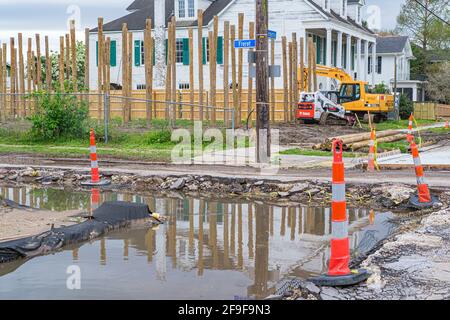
[297, 65, 394, 123]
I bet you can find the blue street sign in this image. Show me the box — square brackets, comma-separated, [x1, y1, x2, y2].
[268, 30, 277, 39]
[234, 39, 256, 49]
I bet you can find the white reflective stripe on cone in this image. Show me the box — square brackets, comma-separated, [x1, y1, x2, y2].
[332, 183, 346, 202]
[332, 220, 349, 239]
[369, 140, 374, 147]
[413, 157, 421, 167]
[91, 160, 98, 168]
[417, 176, 425, 185]
[90, 146, 97, 154]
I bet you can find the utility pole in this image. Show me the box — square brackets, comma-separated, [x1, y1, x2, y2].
[393, 55, 399, 120]
[255, 0, 270, 163]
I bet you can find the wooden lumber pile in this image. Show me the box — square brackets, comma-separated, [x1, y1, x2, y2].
[313, 130, 406, 152]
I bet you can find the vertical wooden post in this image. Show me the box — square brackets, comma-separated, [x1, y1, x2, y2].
[188, 28, 194, 122]
[85, 28, 90, 93]
[237, 13, 244, 126]
[197, 9, 204, 122]
[207, 31, 213, 122]
[2, 44, 7, 118]
[171, 16, 177, 125]
[31, 50, 36, 92]
[0, 46, 3, 121]
[144, 18, 153, 126]
[127, 31, 133, 122]
[270, 38, 275, 123]
[230, 25, 238, 127]
[14, 48, 19, 117]
[45, 35, 52, 92]
[165, 22, 172, 121]
[10, 38, 16, 117]
[299, 37, 305, 93]
[59, 36, 65, 91]
[223, 21, 230, 127]
[27, 38, 32, 113]
[121, 23, 128, 123]
[70, 20, 78, 92]
[292, 33, 298, 121]
[288, 41, 293, 122]
[35, 34, 42, 91]
[97, 18, 104, 123]
[307, 37, 313, 92]
[211, 16, 218, 125]
[312, 42, 318, 92]
[65, 34, 70, 80]
[105, 37, 111, 121]
[247, 21, 255, 128]
[18, 33, 25, 116]
[282, 36, 288, 122]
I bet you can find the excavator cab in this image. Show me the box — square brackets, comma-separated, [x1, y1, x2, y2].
[338, 83, 361, 103]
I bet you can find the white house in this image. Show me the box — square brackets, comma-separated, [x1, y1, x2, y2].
[88, 0, 380, 93]
[371, 35, 425, 102]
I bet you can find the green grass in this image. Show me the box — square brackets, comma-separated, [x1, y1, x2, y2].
[279, 148, 363, 158]
[361, 119, 437, 131]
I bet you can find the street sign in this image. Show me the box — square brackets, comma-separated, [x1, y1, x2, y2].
[268, 30, 277, 39]
[234, 39, 256, 49]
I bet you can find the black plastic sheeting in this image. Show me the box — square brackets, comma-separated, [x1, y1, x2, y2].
[0, 201, 156, 264]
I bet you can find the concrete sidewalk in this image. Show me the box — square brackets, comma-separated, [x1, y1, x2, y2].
[378, 143, 450, 168]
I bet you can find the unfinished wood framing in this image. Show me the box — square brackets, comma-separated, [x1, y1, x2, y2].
[144, 18, 153, 126]
[210, 16, 219, 124]
[35, 34, 42, 91]
[84, 28, 90, 93]
[18, 33, 25, 116]
[171, 16, 177, 124]
[59, 36, 65, 91]
[230, 25, 238, 127]
[288, 41, 293, 122]
[197, 9, 204, 122]
[223, 21, 230, 127]
[237, 13, 244, 125]
[299, 37, 305, 93]
[10, 38, 16, 117]
[65, 34, 70, 80]
[165, 22, 172, 121]
[121, 23, 128, 122]
[97, 18, 104, 123]
[45, 35, 51, 92]
[188, 28, 194, 122]
[105, 37, 111, 121]
[307, 37, 313, 92]
[70, 20, 77, 92]
[270, 38, 275, 123]
[127, 31, 133, 122]
[247, 21, 255, 127]
[282, 36, 288, 122]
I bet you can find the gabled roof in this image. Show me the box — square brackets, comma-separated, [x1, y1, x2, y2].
[376, 36, 409, 54]
[307, 0, 374, 35]
[91, 0, 233, 32]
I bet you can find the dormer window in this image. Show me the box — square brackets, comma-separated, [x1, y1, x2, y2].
[357, 6, 361, 23]
[342, 0, 347, 17]
[177, 0, 196, 19]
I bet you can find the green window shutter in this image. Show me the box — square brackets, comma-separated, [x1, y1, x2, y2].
[216, 36, 223, 64]
[110, 41, 117, 67]
[202, 37, 207, 64]
[323, 38, 327, 65]
[152, 44, 156, 65]
[134, 40, 141, 66]
[165, 39, 168, 64]
[351, 45, 355, 70]
[182, 38, 190, 65]
[316, 38, 321, 64]
[96, 41, 98, 66]
[333, 41, 337, 67]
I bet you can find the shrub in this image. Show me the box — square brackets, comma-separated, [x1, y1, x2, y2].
[399, 94, 414, 120]
[29, 91, 89, 141]
[373, 82, 390, 94]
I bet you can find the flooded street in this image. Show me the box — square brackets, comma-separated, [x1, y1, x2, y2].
[0, 185, 396, 300]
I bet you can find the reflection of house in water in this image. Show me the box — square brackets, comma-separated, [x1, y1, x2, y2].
[0, 186, 373, 300]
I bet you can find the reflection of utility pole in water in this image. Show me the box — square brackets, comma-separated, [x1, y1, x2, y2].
[280, 208, 286, 236]
[230, 204, 236, 256]
[100, 238, 106, 265]
[189, 199, 194, 254]
[123, 239, 129, 260]
[72, 248, 79, 261]
[208, 202, 218, 269]
[223, 204, 229, 268]
[238, 204, 243, 269]
[155, 198, 167, 280]
[248, 204, 270, 299]
[269, 207, 274, 236]
[169, 199, 177, 268]
[198, 200, 205, 276]
[290, 207, 296, 241]
[145, 229, 154, 263]
[248, 204, 254, 259]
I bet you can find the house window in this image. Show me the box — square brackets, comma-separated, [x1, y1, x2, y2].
[188, 0, 195, 18]
[178, 0, 186, 18]
[357, 7, 361, 22]
[377, 56, 382, 74]
[342, 0, 347, 16]
[179, 83, 190, 90]
[176, 39, 184, 63]
[140, 41, 145, 65]
[368, 56, 372, 74]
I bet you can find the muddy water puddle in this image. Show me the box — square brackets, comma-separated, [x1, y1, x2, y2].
[0, 185, 396, 299]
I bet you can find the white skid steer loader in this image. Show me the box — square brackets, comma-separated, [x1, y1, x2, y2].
[296, 91, 356, 126]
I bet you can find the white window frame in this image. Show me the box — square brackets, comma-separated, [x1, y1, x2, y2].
[175, 39, 184, 64]
[176, 0, 196, 20]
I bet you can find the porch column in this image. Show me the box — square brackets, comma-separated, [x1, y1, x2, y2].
[371, 41, 376, 85]
[364, 40, 369, 82]
[337, 31, 343, 69]
[300, 28, 307, 64]
[356, 38, 361, 80]
[346, 34, 352, 74]
[326, 28, 332, 90]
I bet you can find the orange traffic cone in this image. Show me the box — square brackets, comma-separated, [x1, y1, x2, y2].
[310, 139, 370, 286]
[81, 129, 111, 187]
[445, 120, 449, 129]
[406, 114, 414, 142]
[408, 140, 436, 208]
[368, 129, 376, 172]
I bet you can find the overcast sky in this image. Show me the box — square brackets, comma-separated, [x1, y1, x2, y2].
[0, 0, 405, 57]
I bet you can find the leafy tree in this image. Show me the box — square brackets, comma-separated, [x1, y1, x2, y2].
[399, 94, 414, 119]
[426, 62, 450, 104]
[373, 82, 390, 94]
